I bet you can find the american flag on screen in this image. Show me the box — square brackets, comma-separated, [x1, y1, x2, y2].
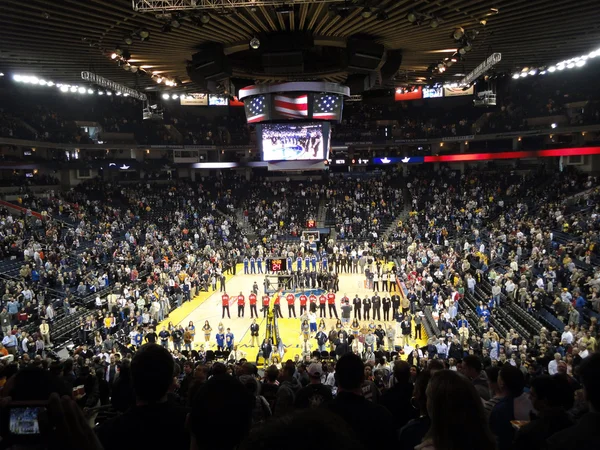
[245, 95, 267, 123]
[273, 94, 308, 118]
[313, 94, 341, 120]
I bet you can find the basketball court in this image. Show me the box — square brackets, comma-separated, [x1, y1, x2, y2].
[156, 262, 428, 362]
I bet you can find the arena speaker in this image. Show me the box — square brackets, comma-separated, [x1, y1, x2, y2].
[346, 39, 386, 73]
[379, 49, 403, 84]
[188, 43, 232, 83]
[261, 32, 313, 75]
[346, 72, 379, 94]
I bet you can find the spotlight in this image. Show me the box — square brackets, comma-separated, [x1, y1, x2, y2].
[106, 92, 112, 96]
[540, 70, 547, 75]
[171, 19, 181, 28]
[172, 94, 178, 99]
[512, 73, 520, 79]
[114, 47, 123, 56]
[453, 27, 464, 40]
[480, 19, 487, 26]
[139, 29, 150, 41]
[87, 88, 94, 94]
[116, 92, 122, 96]
[13, 74, 22, 82]
[111, 53, 118, 59]
[78, 87, 86, 94]
[377, 10, 389, 21]
[124, 37, 133, 45]
[519, 72, 527, 78]
[70, 86, 78, 92]
[162, 93, 170, 99]
[407, 12, 417, 23]
[430, 18, 439, 28]
[98, 91, 104, 95]
[576, 60, 586, 67]
[528, 69, 537, 76]
[60, 86, 69, 92]
[361, 8, 372, 19]
[156, 77, 163, 83]
[551, 123, 557, 129]
[566, 62, 575, 69]
[200, 12, 211, 24]
[548, 66, 556, 72]
[130, 65, 138, 73]
[124, 65, 131, 71]
[250, 37, 260, 50]
[39, 80, 47, 86]
[47, 81, 54, 86]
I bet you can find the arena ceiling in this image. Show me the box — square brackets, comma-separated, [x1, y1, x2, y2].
[1, 0, 600, 92]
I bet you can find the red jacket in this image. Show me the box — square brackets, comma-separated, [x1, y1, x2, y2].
[309, 294, 317, 304]
[249, 294, 257, 305]
[286, 294, 295, 305]
[319, 295, 326, 304]
[327, 293, 336, 305]
[262, 295, 270, 306]
[222, 294, 229, 306]
[237, 295, 245, 306]
[299, 295, 308, 305]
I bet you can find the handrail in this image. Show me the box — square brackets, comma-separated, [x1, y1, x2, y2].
[0, 200, 44, 220]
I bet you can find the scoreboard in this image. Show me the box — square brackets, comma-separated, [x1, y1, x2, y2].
[268, 258, 286, 272]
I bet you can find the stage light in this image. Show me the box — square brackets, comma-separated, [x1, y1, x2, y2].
[98, 91, 104, 95]
[453, 27, 464, 40]
[111, 53, 118, 59]
[78, 87, 86, 94]
[407, 12, 417, 23]
[519, 72, 527, 78]
[106, 92, 112, 96]
[70, 86, 78, 92]
[47, 81, 54, 86]
[39, 80, 47, 86]
[250, 37, 260, 49]
[566, 62, 575, 69]
[87, 89, 94, 94]
[528, 69, 537, 76]
[512, 73, 520, 79]
[377, 10, 389, 21]
[172, 94, 178, 99]
[551, 123, 557, 129]
[116, 92, 122, 96]
[540, 70, 547, 75]
[13, 74, 22, 82]
[361, 8, 372, 19]
[548, 66, 556, 72]
[114, 47, 123, 56]
[200, 12, 211, 24]
[557, 64, 565, 70]
[162, 93, 170, 99]
[430, 18, 439, 28]
[576, 60, 586, 67]
[156, 77, 163, 83]
[60, 86, 69, 92]
[139, 29, 150, 40]
[124, 37, 133, 45]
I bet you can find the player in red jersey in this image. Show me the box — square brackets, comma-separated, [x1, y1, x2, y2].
[299, 293, 308, 315]
[286, 293, 296, 318]
[221, 292, 230, 319]
[237, 292, 245, 318]
[249, 292, 258, 318]
[327, 290, 338, 319]
[273, 291, 283, 318]
[309, 293, 317, 313]
[318, 293, 327, 318]
[262, 294, 270, 318]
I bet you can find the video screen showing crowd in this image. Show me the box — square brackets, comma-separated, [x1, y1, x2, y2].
[260, 123, 325, 161]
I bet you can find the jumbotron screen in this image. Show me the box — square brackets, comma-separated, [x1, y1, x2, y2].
[259, 122, 330, 162]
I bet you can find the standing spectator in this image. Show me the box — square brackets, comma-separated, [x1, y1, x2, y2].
[295, 362, 333, 409]
[381, 360, 416, 431]
[418, 370, 496, 450]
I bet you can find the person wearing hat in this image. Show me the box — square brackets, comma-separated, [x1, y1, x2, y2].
[294, 362, 333, 409]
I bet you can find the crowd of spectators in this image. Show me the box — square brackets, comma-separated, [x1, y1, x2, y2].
[0, 158, 599, 450]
